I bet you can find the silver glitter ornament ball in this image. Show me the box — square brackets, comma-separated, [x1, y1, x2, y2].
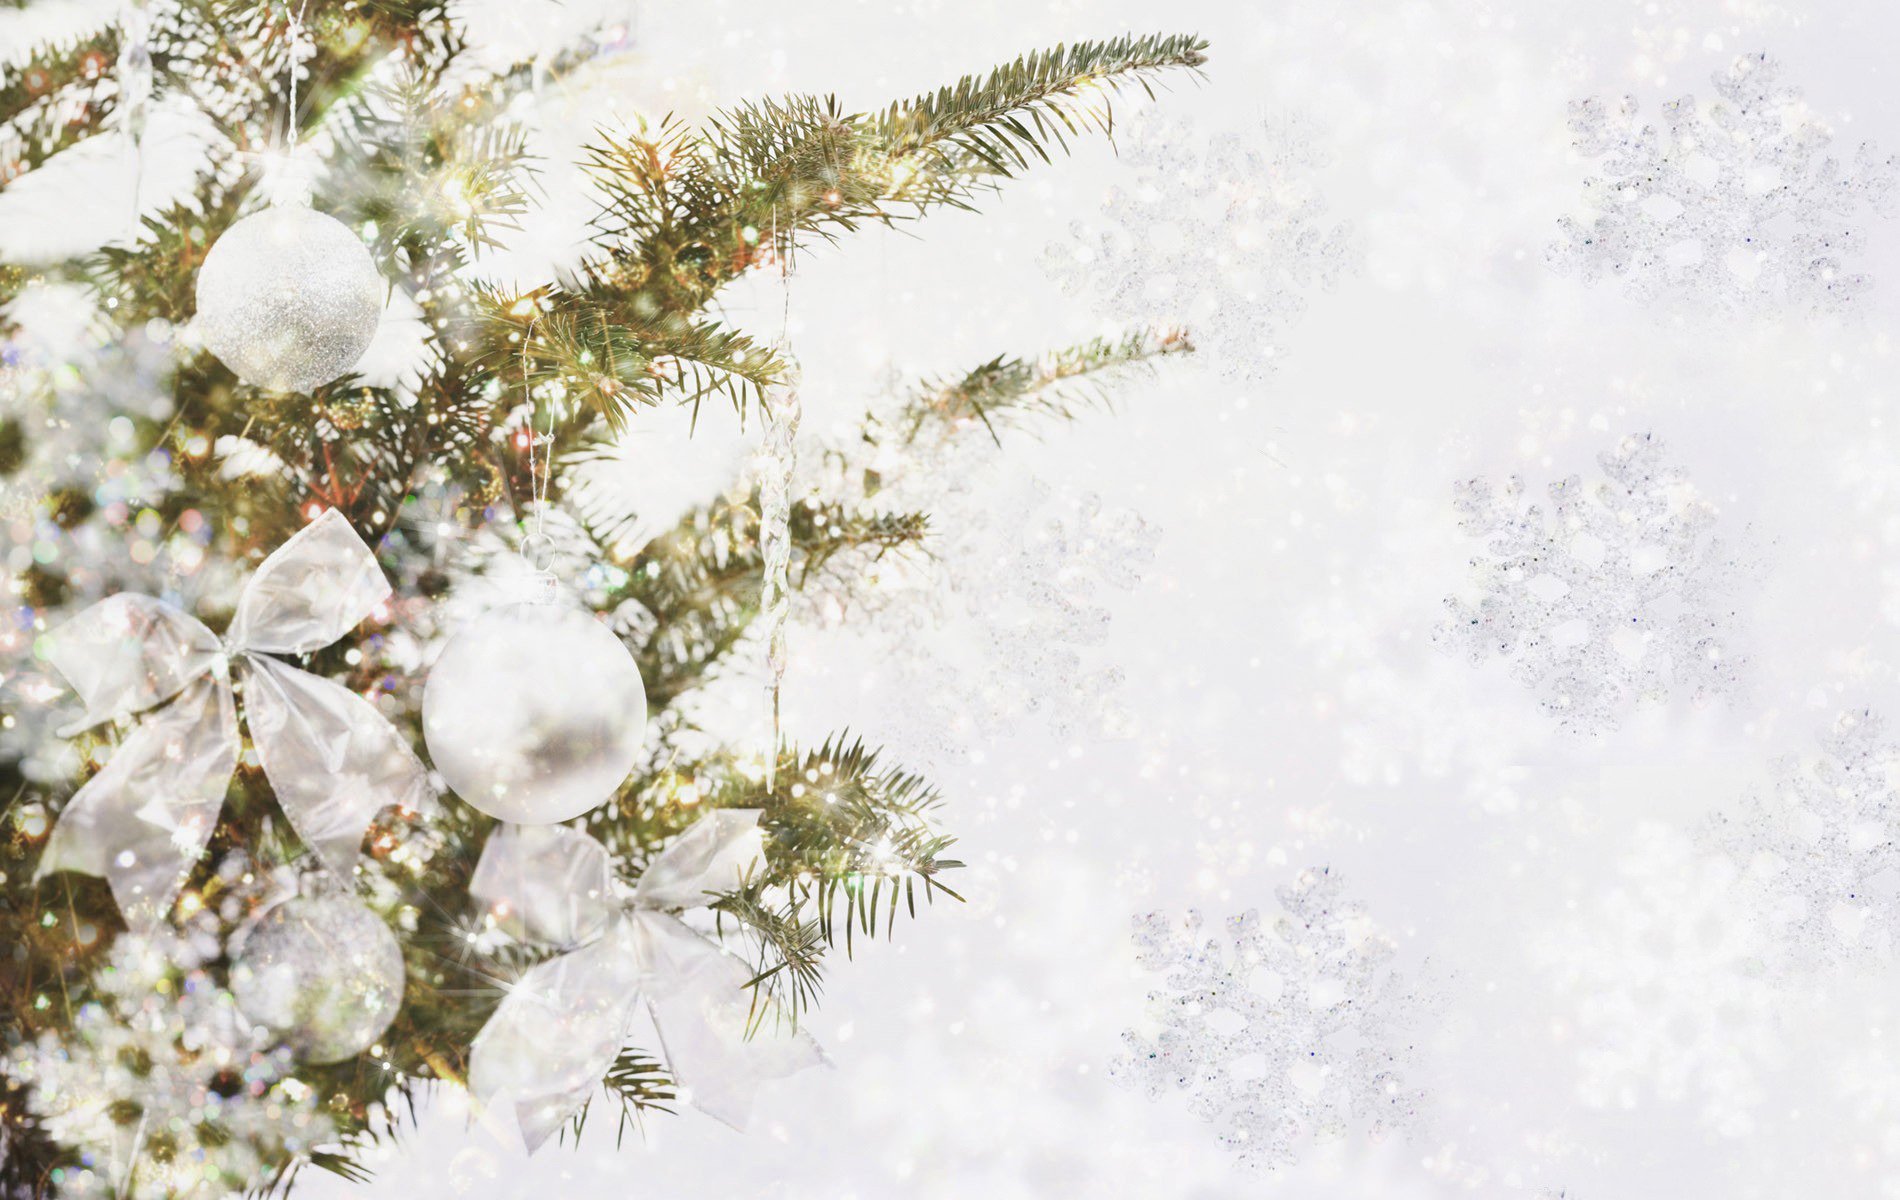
[230, 892, 406, 1063]
[194, 203, 384, 394]
[424, 602, 649, 825]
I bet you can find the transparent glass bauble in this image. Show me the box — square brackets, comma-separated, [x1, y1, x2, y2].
[229, 892, 406, 1063]
[423, 602, 649, 824]
[193, 203, 384, 394]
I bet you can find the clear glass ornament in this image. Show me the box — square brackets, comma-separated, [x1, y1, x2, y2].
[423, 601, 648, 824]
[229, 891, 405, 1064]
[193, 202, 383, 394]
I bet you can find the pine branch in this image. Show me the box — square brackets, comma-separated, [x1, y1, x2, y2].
[528, 33, 1207, 425]
[869, 33, 1209, 174]
[569, 1050, 677, 1149]
[712, 883, 830, 1026]
[607, 495, 926, 710]
[894, 325, 1194, 447]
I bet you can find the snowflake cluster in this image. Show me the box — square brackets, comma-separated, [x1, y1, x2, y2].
[1436, 433, 1744, 733]
[1534, 823, 1786, 1138]
[4, 926, 334, 1200]
[1043, 113, 1354, 379]
[1550, 52, 1898, 314]
[1708, 710, 1900, 963]
[1113, 868, 1423, 1171]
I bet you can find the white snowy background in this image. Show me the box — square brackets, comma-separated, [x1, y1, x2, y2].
[10, 0, 1900, 1196]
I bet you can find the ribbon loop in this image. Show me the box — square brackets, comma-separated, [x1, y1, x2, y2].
[227, 507, 392, 655]
[44, 593, 221, 736]
[465, 811, 823, 1149]
[36, 509, 430, 929]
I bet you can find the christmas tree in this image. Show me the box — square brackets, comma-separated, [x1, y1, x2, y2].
[0, 2, 1204, 1195]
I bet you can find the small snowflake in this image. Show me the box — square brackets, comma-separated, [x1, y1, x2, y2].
[1534, 823, 1787, 1138]
[1043, 113, 1354, 378]
[1707, 710, 1900, 963]
[1113, 868, 1423, 1171]
[1436, 433, 1744, 732]
[1550, 52, 1898, 314]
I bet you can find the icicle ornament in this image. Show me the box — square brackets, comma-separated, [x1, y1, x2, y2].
[758, 353, 802, 794]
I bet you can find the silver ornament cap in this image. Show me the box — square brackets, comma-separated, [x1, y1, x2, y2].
[194, 201, 384, 394]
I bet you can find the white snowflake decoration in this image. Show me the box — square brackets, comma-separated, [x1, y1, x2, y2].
[1550, 52, 1898, 314]
[1113, 868, 1423, 1171]
[1043, 113, 1354, 378]
[1707, 710, 1900, 963]
[1436, 433, 1744, 733]
[4, 926, 334, 1199]
[1534, 823, 1787, 1138]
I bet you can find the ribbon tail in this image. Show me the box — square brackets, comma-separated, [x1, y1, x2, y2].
[468, 936, 642, 1152]
[242, 656, 434, 876]
[629, 911, 827, 1131]
[36, 677, 236, 931]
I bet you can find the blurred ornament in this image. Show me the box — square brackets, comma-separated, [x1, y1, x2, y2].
[230, 889, 405, 1063]
[194, 200, 383, 393]
[424, 601, 647, 824]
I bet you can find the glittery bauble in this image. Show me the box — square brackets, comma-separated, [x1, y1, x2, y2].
[229, 892, 405, 1064]
[423, 602, 649, 824]
[194, 204, 384, 394]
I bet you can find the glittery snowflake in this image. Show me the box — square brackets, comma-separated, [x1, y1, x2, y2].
[1707, 711, 1900, 963]
[1113, 868, 1423, 1171]
[1550, 52, 1898, 314]
[1042, 113, 1354, 378]
[1436, 433, 1744, 733]
[4, 926, 334, 1199]
[1533, 823, 1787, 1137]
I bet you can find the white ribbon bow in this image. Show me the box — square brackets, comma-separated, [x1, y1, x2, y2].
[36, 508, 433, 929]
[468, 810, 825, 1150]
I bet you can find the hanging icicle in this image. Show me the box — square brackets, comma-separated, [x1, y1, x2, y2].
[759, 351, 802, 796]
[116, 0, 153, 233]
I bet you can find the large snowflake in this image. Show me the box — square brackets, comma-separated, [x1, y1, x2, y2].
[1042, 113, 1354, 379]
[1707, 711, 1900, 963]
[1436, 433, 1744, 733]
[1113, 869, 1423, 1171]
[1550, 52, 1898, 314]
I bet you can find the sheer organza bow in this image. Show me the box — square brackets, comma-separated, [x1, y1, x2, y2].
[468, 810, 825, 1150]
[36, 508, 433, 929]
